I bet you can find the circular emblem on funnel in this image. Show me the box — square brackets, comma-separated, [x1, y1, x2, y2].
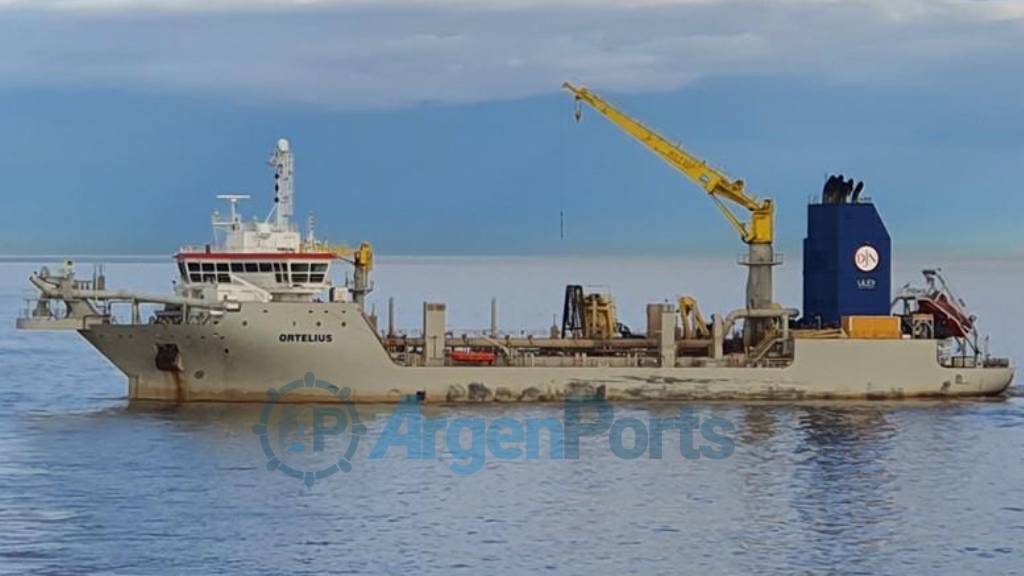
[854, 245, 880, 272]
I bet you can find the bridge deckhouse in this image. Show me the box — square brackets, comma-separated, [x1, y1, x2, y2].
[174, 251, 335, 291]
[172, 138, 352, 304]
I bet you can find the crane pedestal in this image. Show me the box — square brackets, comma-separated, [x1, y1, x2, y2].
[741, 243, 781, 348]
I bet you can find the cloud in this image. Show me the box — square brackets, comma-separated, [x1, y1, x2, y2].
[0, 0, 1021, 109]
[0, 0, 732, 11]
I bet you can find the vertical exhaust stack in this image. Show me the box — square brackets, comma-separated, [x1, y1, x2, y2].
[803, 176, 891, 327]
[490, 298, 498, 338]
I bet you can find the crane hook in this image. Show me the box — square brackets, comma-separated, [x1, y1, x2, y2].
[573, 97, 583, 123]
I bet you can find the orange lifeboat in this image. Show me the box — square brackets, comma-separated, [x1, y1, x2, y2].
[450, 349, 496, 365]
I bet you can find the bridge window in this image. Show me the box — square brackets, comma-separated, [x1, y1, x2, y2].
[259, 263, 272, 273]
[216, 263, 229, 272]
[202, 263, 215, 272]
[187, 262, 200, 272]
[311, 263, 328, 273]
[310, 274, 325, 283]
[190, 274, 201, 283]
[291, 263, 309, 273]
[244, 263, 259, 273]
[230, 263, 244, 273]
[217, 274, 231, 283]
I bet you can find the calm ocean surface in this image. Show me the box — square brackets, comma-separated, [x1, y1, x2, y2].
[0, 256, 1021, 575]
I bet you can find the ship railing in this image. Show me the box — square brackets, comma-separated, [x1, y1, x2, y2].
[20, 297, 65, 319]
[17, 296, 112, 330]
[391, 327, 558, 340]
[178, 245, 216, 254]
[69, 278, 99, 291]
[736, 250, 784, 266]
[19, 296, 68, 321]
[940, 354, 979, 369]
[453, 327, 554, 338]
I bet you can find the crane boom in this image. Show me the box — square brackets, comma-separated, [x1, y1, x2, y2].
[563, 81, 780, 346]
[562, 81, 774, 245]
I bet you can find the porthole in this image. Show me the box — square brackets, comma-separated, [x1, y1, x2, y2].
[194, 370, 205, 380]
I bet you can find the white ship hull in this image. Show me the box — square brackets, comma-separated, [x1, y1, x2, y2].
[79, 302, 1013, 403]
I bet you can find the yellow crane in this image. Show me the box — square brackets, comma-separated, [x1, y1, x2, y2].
[562, 82, 773, 245]
[304, 240, 374, 271]
[678, 296, 711, 340]
[303, 240, 375, 305]
[563, 81, 780, 343]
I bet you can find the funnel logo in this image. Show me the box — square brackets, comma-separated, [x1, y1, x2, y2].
[252, 372, 366, 488]
[854, 244, 880, 272]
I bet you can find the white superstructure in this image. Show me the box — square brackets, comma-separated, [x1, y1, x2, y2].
[173, 139, 346, 304]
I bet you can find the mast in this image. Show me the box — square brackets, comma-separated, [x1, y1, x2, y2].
[269, 138, 295, 231]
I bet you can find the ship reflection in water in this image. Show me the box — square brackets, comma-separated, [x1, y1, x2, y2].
[2, 259, 1022, 574]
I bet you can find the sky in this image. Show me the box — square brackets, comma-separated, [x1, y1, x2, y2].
[0, 0, 1022, 257]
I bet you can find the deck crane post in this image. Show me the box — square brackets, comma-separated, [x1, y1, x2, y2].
[562, 81, 779, 346]
[303, 239, 375, 306]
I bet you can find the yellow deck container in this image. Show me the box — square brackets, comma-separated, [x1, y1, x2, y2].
[842, 315, 902, 339]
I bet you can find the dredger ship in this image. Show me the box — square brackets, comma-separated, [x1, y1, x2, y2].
[17, 84, 1013, 402]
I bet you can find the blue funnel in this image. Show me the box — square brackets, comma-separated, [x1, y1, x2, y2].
[802, 179, 891, 327]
